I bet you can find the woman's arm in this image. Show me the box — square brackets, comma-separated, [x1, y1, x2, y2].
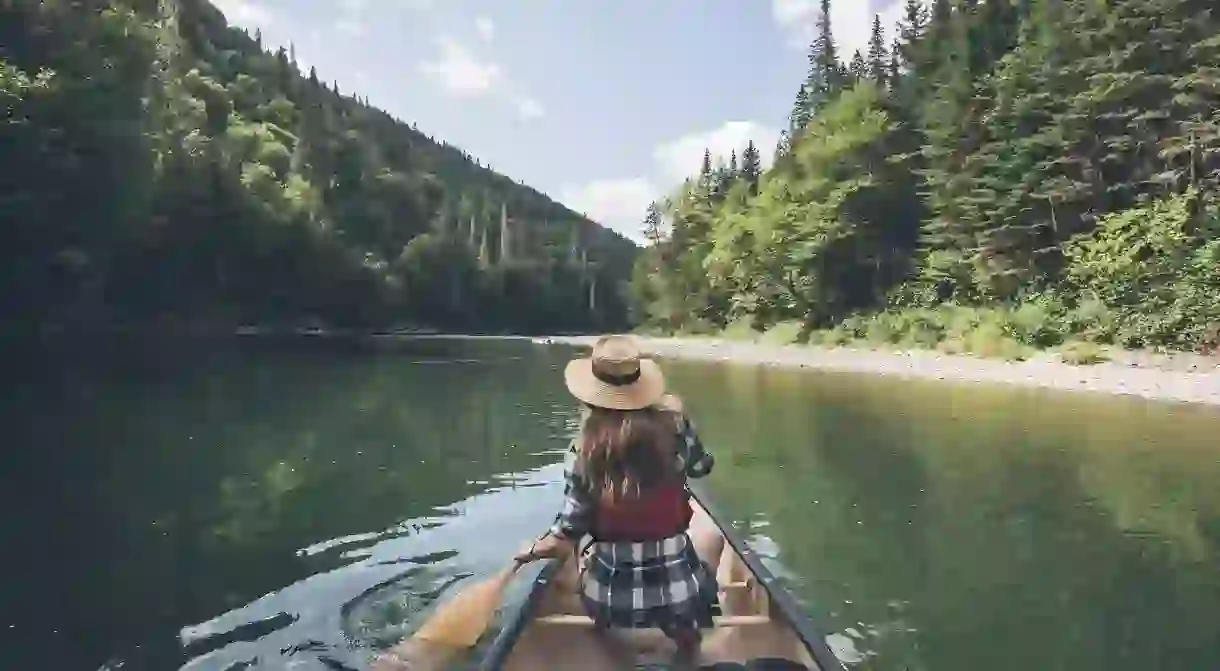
[550, 441, 594, 539]
[678, 415, 715, 479]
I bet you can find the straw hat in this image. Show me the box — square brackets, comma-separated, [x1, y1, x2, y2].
[564, 335, 665, 411]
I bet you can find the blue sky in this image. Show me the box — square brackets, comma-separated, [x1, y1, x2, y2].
[213, 0, 911, 242]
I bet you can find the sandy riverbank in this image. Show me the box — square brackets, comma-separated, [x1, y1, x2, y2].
[539, 335, 1220, 407]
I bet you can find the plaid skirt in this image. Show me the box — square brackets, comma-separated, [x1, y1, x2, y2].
[578, 532, 719, 631]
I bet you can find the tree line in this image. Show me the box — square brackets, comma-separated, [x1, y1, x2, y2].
[1, 0, 638, 336]
[632, 0, 1220, 357]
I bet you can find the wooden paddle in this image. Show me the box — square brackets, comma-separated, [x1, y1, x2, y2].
[372, 560, 527, 670]
[413, 560, 525, 647]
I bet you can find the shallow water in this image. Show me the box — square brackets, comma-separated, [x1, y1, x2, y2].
[2, 336, 1218, 670]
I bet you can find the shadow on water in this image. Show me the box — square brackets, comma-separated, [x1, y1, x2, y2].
[668, 361, 1220, 671]
[0, 335, 577, 671]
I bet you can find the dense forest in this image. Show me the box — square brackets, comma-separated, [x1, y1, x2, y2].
[632, 0, 1220, 358]
[1, 0, 637, 335]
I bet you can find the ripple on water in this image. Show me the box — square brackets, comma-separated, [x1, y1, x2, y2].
[824, 615, 922, 669]
[180, 611, 299, 660]
[175, 461, 567, 671]
[339, 563, 471, 650]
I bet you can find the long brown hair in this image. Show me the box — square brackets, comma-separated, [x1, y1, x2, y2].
[576, 403, 680, 503]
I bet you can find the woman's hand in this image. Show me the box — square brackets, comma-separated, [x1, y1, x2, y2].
[514, 532, 574, 564]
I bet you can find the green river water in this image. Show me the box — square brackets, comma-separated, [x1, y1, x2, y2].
[2, 336, 1219, 670]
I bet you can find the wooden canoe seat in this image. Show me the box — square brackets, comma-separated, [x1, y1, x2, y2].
[534, 614, 772, 627]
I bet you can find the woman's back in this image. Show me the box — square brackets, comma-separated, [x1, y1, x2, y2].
[516, 335, 719, 669]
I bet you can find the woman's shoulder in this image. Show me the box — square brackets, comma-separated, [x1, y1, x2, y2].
[657, 394, 685, 413]
[654, 395, 693, 430]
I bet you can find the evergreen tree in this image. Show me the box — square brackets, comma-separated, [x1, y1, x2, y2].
[867, 14, 888, 86]
[729, 149, 739, 175]
[804, 0, 841, 110]
[627, 0, 1220, 353]
[740, 140, 762, 194]
[775, 130, 792, 160]
[927, 0, 953, 47]
[0, 0, 638, 334]
[642, 201, 664, 247]
[897, 0, 928, 70]
[849, 50, 867, 83]
[791, 85, 812, 131]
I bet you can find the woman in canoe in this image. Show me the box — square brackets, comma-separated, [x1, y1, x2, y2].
[514, 334, 718, 668]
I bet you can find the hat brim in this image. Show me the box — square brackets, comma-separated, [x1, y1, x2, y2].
[564, 357, 665, 411]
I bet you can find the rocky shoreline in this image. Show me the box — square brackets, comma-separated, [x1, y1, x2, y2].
[538, 336, 1220, 407]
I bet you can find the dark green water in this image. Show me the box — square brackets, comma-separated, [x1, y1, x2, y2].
[2, 337, 1219, 671]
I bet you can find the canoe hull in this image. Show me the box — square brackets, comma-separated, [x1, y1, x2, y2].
[477, 484, 844, 670]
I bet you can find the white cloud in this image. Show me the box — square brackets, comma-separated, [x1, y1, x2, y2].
[419, 36, 502, 95]
[475, 15, 495, 41]
[212, 0, 273, 27]
[561, 121, 780, 242]
[561, 179, 657, 243]
[653, 121, 780, 185]
[772, 0, 914, 61]
[771, 0, 818, 49]
[418, 34, 546, 120]
[336, 19, 365, 36]
[515, 96, 545, 120]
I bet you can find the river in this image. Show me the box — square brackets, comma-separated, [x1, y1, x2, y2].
[2, 336, 1219, 670]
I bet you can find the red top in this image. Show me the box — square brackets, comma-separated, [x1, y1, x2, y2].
[591, 481, 693, 542]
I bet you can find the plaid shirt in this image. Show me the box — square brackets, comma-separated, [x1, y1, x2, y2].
[550, 412, 715, 540]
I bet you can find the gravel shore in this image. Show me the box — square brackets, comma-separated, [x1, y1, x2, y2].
[539, 336, 1220, 407]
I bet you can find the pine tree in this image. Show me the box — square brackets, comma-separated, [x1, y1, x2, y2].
[849, 50, 867, 83]
[740, 140, 762, 194]
[791, 85, 811, 131]
[642, 202, 664, 246]
[729, 149, 739, 175]
[897, 0, 928, 70]
[927, 0, 952, 46]
[699, 149, 713, 185]
[775, 130, 792, 159]
[804, 0, 841, 110]
[867, 14, 888, 86]
[975, 0, 1020, 68]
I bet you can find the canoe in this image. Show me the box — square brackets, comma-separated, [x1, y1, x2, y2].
[476, 483, 845, 670]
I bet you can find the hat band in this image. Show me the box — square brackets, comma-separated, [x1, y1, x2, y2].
[593, 366, 641, 386]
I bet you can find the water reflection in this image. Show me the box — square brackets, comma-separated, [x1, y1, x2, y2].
[179, 463, 565, 671]
[0, 337, 576, 671]
[5, 338, 1220, 671]
[670, 361, 1220, 671]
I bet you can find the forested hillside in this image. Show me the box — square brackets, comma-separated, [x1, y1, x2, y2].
[634, 0, 1220, 357]
[1, 0, 637, 335]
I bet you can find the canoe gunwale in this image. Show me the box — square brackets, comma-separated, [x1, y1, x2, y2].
[475, 557, 565, 671]
[477, 482, 847, 671]
[687, 481, 846, 671]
